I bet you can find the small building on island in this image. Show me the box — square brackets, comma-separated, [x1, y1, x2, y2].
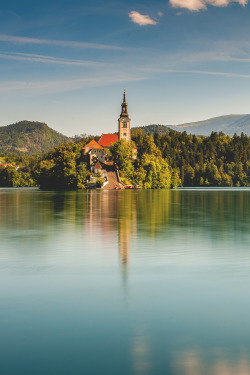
[83, 139, 106, 164]
[93, 161, 102, 175]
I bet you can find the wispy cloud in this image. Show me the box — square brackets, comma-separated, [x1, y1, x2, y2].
[169, 49, 250, 65]
[169, 0, 248, 11]
[0, 74, 148, 95]
[142, 67, 250, 79]
[140, 40, 250, 69]
[0, 52, 109, 67]
[0, 34, 129, 51]
[128, 11, 158, 26]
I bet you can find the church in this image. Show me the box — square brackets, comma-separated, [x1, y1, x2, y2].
[83, 90, 133, 165]
[99, 89, 131, 147]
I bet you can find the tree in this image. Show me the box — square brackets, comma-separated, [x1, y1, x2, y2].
[109, 139, 136, 170]
[135, 154, 172, 189]
[37, 142, 89, 189]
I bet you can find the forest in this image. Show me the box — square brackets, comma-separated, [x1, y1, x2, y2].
[130, 129, 250, 187]
[0, 129, 250, 188]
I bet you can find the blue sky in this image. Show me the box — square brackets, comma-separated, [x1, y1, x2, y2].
[1, 0, 250, 136]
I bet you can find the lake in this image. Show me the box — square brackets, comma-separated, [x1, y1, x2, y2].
[1, 188, 250, 375]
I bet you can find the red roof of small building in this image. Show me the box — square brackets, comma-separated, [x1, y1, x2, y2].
[98, 134, 118, 147]
[83, 139, 103, 151]
[94, 161, 102, 169]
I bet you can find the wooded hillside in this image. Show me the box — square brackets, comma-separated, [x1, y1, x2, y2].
[0, 121, 71, 154]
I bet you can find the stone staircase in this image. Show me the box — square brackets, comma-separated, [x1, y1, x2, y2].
[102, 164, 123, 190]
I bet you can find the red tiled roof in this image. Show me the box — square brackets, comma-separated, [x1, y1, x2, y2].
[94, 161, 102, 169]
[98, 134, 118, 147]
[83, 139, 103, 150]
[0, 163, 13, 167]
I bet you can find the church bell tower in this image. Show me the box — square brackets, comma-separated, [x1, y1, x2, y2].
[118, 90, 131, 142]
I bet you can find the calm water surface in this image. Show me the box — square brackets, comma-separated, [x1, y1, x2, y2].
[1, 188, 250, 375]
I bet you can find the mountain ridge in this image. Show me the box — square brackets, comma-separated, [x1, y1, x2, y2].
[0, 120, 71, 154]
[132, 114, 250, 137]
[2, 114, 250, 155]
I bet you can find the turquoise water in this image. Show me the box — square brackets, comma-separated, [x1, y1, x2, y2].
[1, 188, 250, 374]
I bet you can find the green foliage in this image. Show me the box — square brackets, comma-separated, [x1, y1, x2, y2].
[0, 167, 18, 187]
[96, 176, 105, 188]
[171, 169, 182, 189]
[76, 165, 89, 188]
[110, 137, 178, 189]
[109, 139, 136, 169]
[132, 130, 250, 187]
[109, 139, 136, 183]
[135, 153, 172, 189]
[132, 124, 172, 135]
[37, 142, 89, 190]
[0, 166, 36, 187]
[3, 126, 250, 189]
[0, 153, 40, 187]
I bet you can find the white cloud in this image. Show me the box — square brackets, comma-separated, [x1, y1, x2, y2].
[169, 0, 248, 11]
[0, 34, 128, 51]
[128, 11, 157, 26]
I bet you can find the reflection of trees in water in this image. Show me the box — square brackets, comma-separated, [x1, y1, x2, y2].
[136, 190, 172, 235]
[1, 188, 250, 252]
[0, 190, 87, 232]
[135, 190, 250, 239]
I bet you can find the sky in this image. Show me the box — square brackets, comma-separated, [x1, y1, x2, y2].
[1, 0, 250, 136]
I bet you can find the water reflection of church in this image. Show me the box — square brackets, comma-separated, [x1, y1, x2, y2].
[85, 190, 137, 268]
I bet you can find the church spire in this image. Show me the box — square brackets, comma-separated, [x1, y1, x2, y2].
[121, 89, 128, 117]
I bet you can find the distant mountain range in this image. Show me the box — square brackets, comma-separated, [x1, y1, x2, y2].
[2, 115, 250, 155]
[133, 114, 250, 137]
[0, 121, 71, 154]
